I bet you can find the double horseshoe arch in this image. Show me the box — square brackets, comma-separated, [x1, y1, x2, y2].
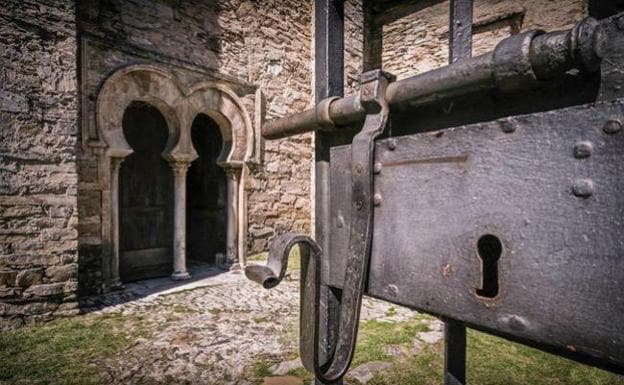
[96, 64, 253, 286]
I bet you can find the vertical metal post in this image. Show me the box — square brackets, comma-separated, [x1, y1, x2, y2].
[314, 0, 344, 384]
[449, 0, 473, 63]
[444, 1, 472, 384]
[363, 0, 382, 71]
[444, 319, 467, 385]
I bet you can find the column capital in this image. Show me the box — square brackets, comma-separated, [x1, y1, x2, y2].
[169, 160, 192, 174]
[110, 156, 125, 171]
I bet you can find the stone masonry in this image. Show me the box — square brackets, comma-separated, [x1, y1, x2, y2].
[0, 1, 80, 329]
[0, 0, 589, 328]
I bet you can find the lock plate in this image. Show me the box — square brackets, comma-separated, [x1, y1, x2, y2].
[329, 99, 624, 369]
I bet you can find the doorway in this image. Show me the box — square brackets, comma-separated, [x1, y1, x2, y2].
[186, 114, 228, 265]
[119, 101, 173, 282]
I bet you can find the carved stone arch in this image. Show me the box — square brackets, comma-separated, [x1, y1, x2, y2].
[176, 82, 255, 167]
[94, 65, 255, 288]
[96, 64, 185, 160]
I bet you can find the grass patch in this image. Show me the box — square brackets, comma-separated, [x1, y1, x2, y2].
[353, 318, 430, 366]
[275, 316, 624, 385]
[0, 313, 134, 384]
[366, 326, 624, 385]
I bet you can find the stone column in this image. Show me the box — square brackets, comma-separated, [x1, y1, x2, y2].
[171, 161, 191, 280]
[109, 157, 124, 289]
[225, 167, 241, 269]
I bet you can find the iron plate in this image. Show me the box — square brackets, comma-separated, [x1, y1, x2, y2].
[329, 98, 624, 370]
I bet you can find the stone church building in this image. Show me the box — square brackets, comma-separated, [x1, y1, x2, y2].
[1, 0, 588, 329]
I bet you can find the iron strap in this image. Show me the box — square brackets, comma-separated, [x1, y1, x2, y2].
[245, 70, 394, 382]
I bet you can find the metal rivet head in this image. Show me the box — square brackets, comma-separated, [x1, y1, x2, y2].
[373, 193, 383, 206]
[572, 178, 594, 198]
[603, 119, 622, 134]
[353, 164, 363, 175]
[500, 118, 516, 133]
[336, 214, 344, 228]
[355, 200, 363, 210]
[573, 141, 593, 159]
[373, 162, 382, 174]
[387, 139, 396, 151]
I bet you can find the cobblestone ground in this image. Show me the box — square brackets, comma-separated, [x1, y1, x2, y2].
[90, 269, 418, 385]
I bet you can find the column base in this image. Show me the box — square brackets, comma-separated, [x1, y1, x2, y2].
[171, 271, 191, 281]
[108, 278, 125, 291]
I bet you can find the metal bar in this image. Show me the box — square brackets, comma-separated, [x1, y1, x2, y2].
[262, 17, 602, 140]
[445, 3, 471, 383]
[449, 0, 473, 63]
[363, 0, 383, 71]
[314, 0, 344, 384]
[444, 320, 467, 385]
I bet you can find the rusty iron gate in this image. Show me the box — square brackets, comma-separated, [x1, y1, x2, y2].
[245, 1, 624, 384]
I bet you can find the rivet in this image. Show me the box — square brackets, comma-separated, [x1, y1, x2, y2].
[355, 200, 363, 210]
[373, 162, 382, 174]
[373, 193, 382, 206]
[572, 178, 594, 198]
[387, 284, 399, 295]
[617, 15, 624, 31]
[573, 141, 593, 158]
[336, 214, 344, 228]
[603, 119, 622, 134]
[388, 139, 396, 151]
[500, 118, 515, 133]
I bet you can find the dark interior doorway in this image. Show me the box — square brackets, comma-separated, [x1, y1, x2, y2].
[187, 114, 227, 265]
[119, 101, 173, 282]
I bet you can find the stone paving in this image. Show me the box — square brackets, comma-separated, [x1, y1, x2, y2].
[88, 265, 427, 385]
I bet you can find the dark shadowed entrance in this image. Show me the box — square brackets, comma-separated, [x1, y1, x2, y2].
[119, 101, 173, 282]
[187, 114, 227, 265]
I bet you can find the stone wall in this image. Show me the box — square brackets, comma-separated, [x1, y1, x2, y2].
[0, 0, 80, 329]
[76, 0, 314, 295]
[381, 0, 585, 79]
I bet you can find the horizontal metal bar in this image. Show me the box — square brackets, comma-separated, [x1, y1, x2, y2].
[263, 17, 602, 140]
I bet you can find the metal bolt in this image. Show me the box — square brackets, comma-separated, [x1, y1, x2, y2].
[387, 139, 396, 151]
[387, 284, 399, 295]
[573, 141, 593, 159]
[373, 162, 382, 174]
[500, 118, 515, 133]
[603, 119, 622, 134]
[373, 193, 383, 206]
[572, 178, 594, 198]
[336, 214, 344, 228]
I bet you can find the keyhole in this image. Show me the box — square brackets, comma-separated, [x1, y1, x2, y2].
[475, 234, 502, 298]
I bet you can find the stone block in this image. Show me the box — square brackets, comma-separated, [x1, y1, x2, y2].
[0, 270, 17, 287]
[15, 269, 44, 288]
[24, 282, 65, 297]
[45, 263, 77, 282]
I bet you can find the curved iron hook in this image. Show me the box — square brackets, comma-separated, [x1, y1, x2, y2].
[245, 70, 393, 383]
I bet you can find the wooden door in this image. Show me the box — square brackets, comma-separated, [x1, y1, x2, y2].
[119, 101, 173, 282]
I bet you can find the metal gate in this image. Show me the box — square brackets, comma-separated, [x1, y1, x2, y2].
[246, 1, 624, 384]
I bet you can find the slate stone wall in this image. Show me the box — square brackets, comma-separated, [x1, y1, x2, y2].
[0, 0, 80, 330]
[77, 0, 313, 262]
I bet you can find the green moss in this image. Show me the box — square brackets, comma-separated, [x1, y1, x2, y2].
[0, 313, 132, 384]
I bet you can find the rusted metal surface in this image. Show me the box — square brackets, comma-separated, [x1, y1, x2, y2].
[328, 98, 624, 373]
[263, 17, 603, 140]
[247, 2, 624, 383]
[248, 70, 393, 383]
